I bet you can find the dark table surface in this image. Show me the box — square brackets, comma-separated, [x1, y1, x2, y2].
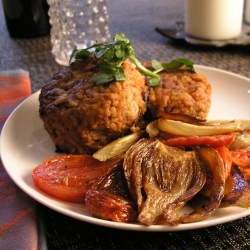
[1, 0, 250, 249]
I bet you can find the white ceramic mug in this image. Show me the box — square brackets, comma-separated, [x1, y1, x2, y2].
[185, 0, 244, 40]
[246, 0, 250, 24]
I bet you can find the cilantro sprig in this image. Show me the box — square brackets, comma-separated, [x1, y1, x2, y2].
[69, 33, 195, 86]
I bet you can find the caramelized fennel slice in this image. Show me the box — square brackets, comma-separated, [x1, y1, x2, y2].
[206, 120, 250, 132]
[123, 139, 206, 226]
[93, 131, 143, 161]
[123, 138, 151, 206]
[146, 120, 159, 139]
[160, 110, 206, 124]
[179, 147, 225, 223]
[221, 166, 250, 208]
[229, 132, 250, 150]
[157, 119, 243, 136]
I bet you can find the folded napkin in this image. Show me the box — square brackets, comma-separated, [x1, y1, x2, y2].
[0, 70, 38, 250]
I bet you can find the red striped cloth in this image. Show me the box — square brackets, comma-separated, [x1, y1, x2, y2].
[0, 70, 38, 250]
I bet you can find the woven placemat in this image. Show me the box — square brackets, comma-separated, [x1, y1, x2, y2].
[41, 203, 250, 250]
[1, 0, 250, 249]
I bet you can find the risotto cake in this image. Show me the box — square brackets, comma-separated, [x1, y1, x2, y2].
[148, 69, 212, 120]
[39, 55, 148, 154]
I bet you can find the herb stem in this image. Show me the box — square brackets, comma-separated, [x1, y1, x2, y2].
[153, 68, 164, 74]
[130, 55, 161, 80]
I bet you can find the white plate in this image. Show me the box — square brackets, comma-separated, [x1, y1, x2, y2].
[1, 65, 250, 232]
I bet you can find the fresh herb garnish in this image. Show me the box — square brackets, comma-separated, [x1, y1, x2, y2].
[69, 33, 195, 86]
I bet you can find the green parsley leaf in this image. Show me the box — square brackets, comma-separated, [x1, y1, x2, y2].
[114, 67, 126, 81]
[99, 62, 116, 75]
[148, 77, 160, 87]
[162, 58, 195, 72]
[114, 33, 129, 43]
[68, 33, 196, 87]
[92, 72, 115, 85]
[115, 45, 126, 59]
[152, 59, 163, 71]
[95, 48, 108, 58]
[103, 47, 115, 61]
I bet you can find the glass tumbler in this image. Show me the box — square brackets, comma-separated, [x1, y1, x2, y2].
[47, 0, 110, 66]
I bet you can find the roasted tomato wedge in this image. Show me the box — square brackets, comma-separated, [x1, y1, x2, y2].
[32, 154, 123, 203]
[215, 146, 232, 180]
[159, 132, 236, 148]
[231, 149, 250, 179]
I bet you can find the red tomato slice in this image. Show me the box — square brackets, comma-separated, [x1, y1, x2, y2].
[215, 146, 232, 180]
[231, 149, 250, 179]
[32, 154, 123, 203]
[159, 132, 236, 148]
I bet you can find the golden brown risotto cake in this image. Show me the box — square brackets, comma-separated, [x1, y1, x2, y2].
[39, 56, 148, 154]
[148, 69, 212, 119]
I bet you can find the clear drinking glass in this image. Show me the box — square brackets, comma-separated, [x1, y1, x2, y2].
[47, 0, 110, 66]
